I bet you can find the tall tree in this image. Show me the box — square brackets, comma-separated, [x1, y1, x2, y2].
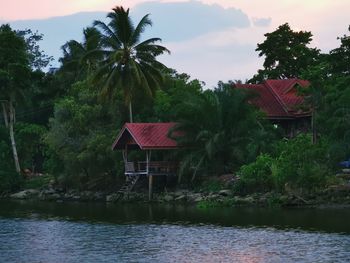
[60, 27, 102, 80]
[91, 6, 170, 122]
[16, 29, 53, 70]
[0, 24, 31, 173]
[329, 26, 350, 75]
[302, 26, 350, 155]
[250, 23, 319, 83]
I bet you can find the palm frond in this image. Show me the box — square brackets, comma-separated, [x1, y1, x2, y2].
[131, 14, 152, 45]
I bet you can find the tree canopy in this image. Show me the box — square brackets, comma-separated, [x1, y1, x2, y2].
[250, 23, 319, 83]
[90, 6, 170, 122]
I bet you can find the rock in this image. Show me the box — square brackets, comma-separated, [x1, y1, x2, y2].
[218, 189, 232, 196]
[42, 188, 56, 195]
[163, 195, 174, 202]
[187, 193, 202, 202]
[45, 193, 61, 201]
[93, 191, 105, 201]
[106, 193, 120, 202]
[194, 196, 205, 202]
[207, 193, 220, 200]
[80, 191, 95, 201]
[72, 195, 81, 201]
[174, 191, 187, 197]
[279, 195, 289, 204]
[233, 196, 255, 205]
[175, 195, 186, 201]
[10, 189, 39, 199]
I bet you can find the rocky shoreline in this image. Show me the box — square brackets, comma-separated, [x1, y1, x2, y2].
[3, 185, 350, 208]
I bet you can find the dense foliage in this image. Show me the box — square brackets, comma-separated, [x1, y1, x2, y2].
[250, 23, 320, 83]
[236, 135, 332, 194]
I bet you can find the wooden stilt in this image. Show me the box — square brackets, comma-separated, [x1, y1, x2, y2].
[148, 175, 153, 201]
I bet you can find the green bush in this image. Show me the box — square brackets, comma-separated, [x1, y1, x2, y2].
[272, 134, 331, 190]
[234, 134, 333, 194]
[234, 154, 274, 194]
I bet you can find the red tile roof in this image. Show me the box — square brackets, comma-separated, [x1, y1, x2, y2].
[235, 79, 311, 119]
[112, 123, 179, 150]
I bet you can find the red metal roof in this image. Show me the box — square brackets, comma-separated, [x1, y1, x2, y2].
[112, 123, 179, 150]
[235, 79, 310, 119]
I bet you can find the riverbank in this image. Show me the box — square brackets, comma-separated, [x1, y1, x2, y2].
[3, 184, 350, 208]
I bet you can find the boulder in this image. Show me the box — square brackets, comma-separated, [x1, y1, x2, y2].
[106, 193, 120, 202]
[187, 193, 202, 202]
[44, 193, 61, 201]
[233, 196, 255, 205]
[10, 189, 39, 199]
[194, 196, 205, 202]
[175, 195, 186, 201]
[163, 195, 174, 202]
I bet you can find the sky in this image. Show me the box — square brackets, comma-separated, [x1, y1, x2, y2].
[0, 0, 349, 87]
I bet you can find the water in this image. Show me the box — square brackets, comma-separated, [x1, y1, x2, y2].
[0, 201, 350, 263]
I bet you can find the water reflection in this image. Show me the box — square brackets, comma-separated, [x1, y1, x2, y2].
[0, 201, 350, 263]
[1, 200, 350, 233]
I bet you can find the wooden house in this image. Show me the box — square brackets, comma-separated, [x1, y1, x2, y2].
[112, 122, 179, 200]
[235, 79, 311, 137]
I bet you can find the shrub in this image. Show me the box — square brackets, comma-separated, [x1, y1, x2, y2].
[271, 134, 332, 190]
[234, 134, 333, 194]
[234, 154, 274, 194]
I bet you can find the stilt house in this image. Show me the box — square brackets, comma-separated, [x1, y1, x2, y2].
[112, 122, 179, 200]
[235, 79, 311, 137]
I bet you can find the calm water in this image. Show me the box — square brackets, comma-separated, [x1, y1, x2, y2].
[0, 201, 350, 263]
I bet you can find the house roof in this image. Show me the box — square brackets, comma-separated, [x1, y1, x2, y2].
[235, 79, 311, 119]
[112, 123, 179, 150]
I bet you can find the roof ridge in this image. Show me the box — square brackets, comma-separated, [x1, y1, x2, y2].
[264, 80, 290, 115]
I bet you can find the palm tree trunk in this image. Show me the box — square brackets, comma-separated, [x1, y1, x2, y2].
[8, 101, 21, 173]
[129, 100, 133, 123]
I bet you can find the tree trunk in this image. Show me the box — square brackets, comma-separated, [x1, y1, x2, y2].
[129, 100, 133, 123]
[1, 102, 9, 128]
[8, 101, 21, 173]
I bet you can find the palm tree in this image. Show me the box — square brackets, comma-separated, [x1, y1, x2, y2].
[170, 84, 269, 181]
[90, 6, 170, 122]
[60, 27, 102, 80]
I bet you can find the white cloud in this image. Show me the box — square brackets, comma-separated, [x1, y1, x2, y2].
[160, 25, 268, 87]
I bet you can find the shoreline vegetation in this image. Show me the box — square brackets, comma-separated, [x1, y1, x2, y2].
[1, 6, 350, 204]
[4, 187, 350, 209]
[3, 171, 350, 209]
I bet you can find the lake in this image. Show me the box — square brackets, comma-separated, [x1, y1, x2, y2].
[0, 200, 349, 262]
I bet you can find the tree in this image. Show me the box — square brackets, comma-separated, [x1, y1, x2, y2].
[250, 23, 319, 83]
[0, 24, 31, 173]
[91, 6, 170, 122]
[17, 29, 53, 70]
[329, 26, 350, 75]
[302, 26, 350, 159]
[170, 84, 274, 181]
[60, 27, 102, 80]
[45, 81, 121, 189]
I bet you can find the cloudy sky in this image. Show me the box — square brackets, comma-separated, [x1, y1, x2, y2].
[1, 0, 349, 87]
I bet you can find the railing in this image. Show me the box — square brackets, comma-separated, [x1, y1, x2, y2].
[125, 161, 178, 175]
